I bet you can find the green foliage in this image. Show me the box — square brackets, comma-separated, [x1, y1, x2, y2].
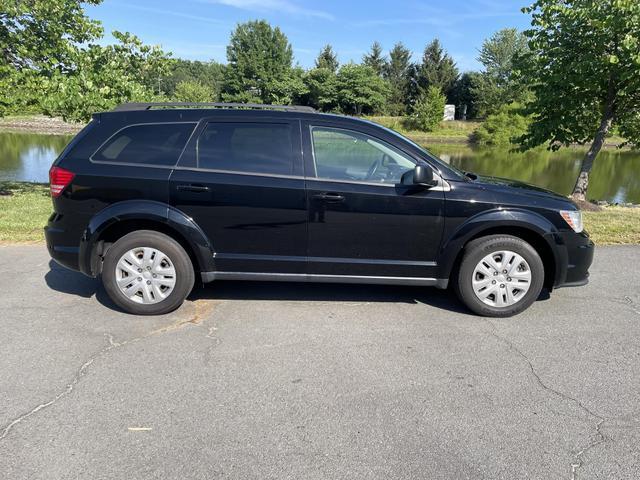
[163, 59, 225, 98]
[0, 0, 103, 71]
[410, 86, 446, 132]
[264, 66, 308, 105]
[173, 80, 214, 102]
[449, 72, 482, 120]
[521, 0, 640, 199]
[336, 64, 390, 115]
[383, 42, 412, 115]
[362, 41, 386, 76]
[473, 103, 531, 146]
[222, 20, 295, 104]
[472, 28, 530, 117]
[522, 0, 640, 150]
[41, 31, 172, 122]
[417, 39, 459, 100]
[315, 44, 339, 72]
[0, 0, 105, 116]
[303, 68, 338, 111]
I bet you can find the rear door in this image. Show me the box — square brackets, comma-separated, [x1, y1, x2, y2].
[303, 122, 445, 279]
[169, 117, 307, 274]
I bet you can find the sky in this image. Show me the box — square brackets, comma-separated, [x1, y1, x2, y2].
[86, 0, 532, 72]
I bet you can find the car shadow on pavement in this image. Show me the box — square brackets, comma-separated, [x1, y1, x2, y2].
[189, 280, 473, 315]
[45, 260, 548, 316]
[44, 260, 123, 311]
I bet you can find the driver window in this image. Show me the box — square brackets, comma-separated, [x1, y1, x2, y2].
[311, 127, 415, 184]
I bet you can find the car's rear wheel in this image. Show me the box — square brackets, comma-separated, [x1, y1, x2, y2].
[454, 235, 544, 317]
[102, 230, 195, 315]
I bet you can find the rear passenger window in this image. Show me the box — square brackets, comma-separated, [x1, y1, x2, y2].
[93, 123, 195, 166]
[197, 123, 294, 175]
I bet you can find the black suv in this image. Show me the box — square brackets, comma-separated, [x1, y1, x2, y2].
[45, 102, 594, 317]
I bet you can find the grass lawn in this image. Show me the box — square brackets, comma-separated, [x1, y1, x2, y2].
[365, 116, 480, 144]
[0, 182, 51, 243]
[583, 207, 640, 245]
[1, 182, 638, 246]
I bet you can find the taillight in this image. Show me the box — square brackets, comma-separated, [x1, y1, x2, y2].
[49, 166, 75, 198]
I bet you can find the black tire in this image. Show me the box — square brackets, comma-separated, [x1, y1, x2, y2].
[454, 235, 544, 317]
[102, 230, 195, 315]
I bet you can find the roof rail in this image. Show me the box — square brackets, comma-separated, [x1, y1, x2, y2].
[112, 102, 316, 113]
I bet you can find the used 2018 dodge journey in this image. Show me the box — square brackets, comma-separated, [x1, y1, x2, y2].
[45, 102, 594, 317]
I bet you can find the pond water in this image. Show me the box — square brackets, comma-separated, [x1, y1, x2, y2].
[0, 132, 638, 203]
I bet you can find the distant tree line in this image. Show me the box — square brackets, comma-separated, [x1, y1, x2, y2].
[3, 0, 639, 201]
[0, 1, 528, 128]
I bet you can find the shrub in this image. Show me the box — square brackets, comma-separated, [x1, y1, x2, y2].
[173, 80, 214, 102]
[473, 102, 531, 146]
[409, 86, 446, 132]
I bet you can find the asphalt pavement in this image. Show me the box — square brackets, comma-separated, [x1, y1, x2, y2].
[1, 244, 639, 479]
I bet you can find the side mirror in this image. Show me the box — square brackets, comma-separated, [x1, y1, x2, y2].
[411, 165, 438, 187]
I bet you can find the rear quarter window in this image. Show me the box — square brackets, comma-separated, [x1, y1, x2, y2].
[92, 123, 195, 166]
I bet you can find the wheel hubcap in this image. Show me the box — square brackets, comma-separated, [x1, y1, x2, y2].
[472, 250, 532, 308]
[115, 247, 176, 305]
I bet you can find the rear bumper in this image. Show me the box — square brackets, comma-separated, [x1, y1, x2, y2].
[44, 214, 81, 272]
[553, 230, 594, 288]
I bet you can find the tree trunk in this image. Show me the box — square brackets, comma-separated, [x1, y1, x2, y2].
[571, 85, 616, 202]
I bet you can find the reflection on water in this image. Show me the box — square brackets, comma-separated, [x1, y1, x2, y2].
[0, 132, 73, 183]
[0, 132, 638, 203]
[429, 144, 640, 204]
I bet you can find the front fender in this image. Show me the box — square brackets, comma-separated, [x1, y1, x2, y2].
[79, 200, 215, 276]
[436, 208, 567, 284]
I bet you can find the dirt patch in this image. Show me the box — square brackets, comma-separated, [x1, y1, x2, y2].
[0, 115, 84, 135]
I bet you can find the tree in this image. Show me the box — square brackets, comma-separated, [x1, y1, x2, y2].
[222, 20, 294, 104]
[473, 103, 531, 146]
[315, 44, 339, 72]
[521, 0, 640, 202]
[450, 72, 482, 119]
[173, 80, 214, 102]
[303, 68, 339, 111]
[0, 0, 103, 71]
[265, 65, 308, 105]
[411, 86, 446, 132]
[362, 41, 386, 76]
[41, 31, 172, 122]
[472, 28, 529, 117]
[417, 39, 459, 100]
[163, 60, 225, 99]
[336, 64, 389, 115]
[384, 42, 412, 115]
[0, 0, 104, 115]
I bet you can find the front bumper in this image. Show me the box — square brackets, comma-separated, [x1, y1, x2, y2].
[554, 230, 594, 288]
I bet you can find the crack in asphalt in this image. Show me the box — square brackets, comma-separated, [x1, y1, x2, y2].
[0, 299, 217, 444]
[481, 319, 607, 480]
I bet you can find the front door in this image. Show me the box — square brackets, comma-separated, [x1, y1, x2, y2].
[170, 118, 307, 274]
[303, 124, 445, 279]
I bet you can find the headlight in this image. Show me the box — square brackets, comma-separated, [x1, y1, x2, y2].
[560, 210, 583, 233]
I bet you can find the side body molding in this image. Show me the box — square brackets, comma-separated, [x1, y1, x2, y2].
[436, 208, 567, 285]
[78, 200, 215, 277]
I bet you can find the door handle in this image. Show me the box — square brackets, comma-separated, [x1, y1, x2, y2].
[177, 184, 210, 193]
[313, 193, 345, 203]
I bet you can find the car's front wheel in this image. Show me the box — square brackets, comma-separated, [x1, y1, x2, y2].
[102, 230, 195, 315]
[454, 235, 544, 317]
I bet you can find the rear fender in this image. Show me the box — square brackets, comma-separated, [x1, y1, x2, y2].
[79, 200, 215, 276]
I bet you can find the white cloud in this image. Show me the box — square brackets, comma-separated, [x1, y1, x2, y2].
[112, 3, 226, 25]
[205, 0, 334, 20]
